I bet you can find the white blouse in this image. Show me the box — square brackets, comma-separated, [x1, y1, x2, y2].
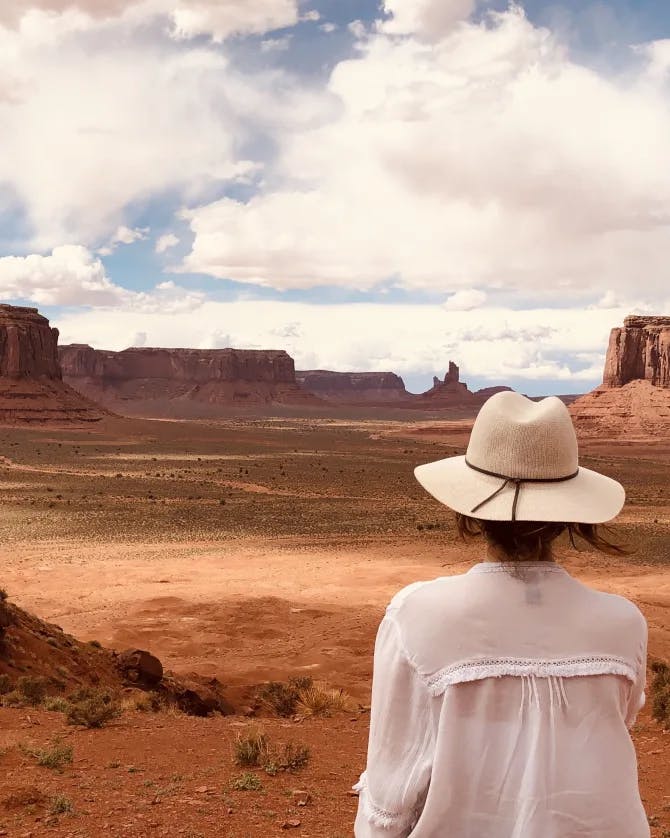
[354, 561, 649, 838]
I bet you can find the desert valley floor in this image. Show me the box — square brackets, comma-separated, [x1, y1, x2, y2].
[0, 415, 668, 837]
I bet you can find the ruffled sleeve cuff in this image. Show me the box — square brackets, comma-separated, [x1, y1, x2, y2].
[354, 771, 417, 835]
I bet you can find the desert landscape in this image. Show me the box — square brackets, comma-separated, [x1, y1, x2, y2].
[0, 306, 667, 837]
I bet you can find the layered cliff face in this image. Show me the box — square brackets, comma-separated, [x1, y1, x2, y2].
[59, 345, 319, 417]
[603, 316, 670, 388]
[0, 306, 105, 423]
[571, 315, 670, 437]
[295, 370, 410, 403]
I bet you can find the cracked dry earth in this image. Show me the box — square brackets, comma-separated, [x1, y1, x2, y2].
[0, 416, 668, 837]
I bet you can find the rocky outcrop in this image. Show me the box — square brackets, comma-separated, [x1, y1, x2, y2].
[297, 363, 514, 410]
[570, 379, 670, 438]
[59, 345, 319, 417]
[0, 305, 106, 423]
[571, 315, 670, 437]
[296, 370, 410, 403]
[603, 316, 670, 388]
[416, 361, 477, 405]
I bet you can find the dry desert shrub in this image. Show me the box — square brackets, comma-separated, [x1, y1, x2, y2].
[2, 676, 49, 707]
[295, 683, 353, 717]
[21, 738, 73, 771]
[256, 676, 313, 717]
[233, 728, 310, 775]
[42, 696, 70, 713]
[49, 794, 74, 816]
[120, 692, 165, 713]
[650, 660, 670, 729]
[0, 674, 12, 695]
[230, 771, 263, 791]
[66, 688, 122, 728]
[234, 728, 270, 767]
[263, 741, 310, 775]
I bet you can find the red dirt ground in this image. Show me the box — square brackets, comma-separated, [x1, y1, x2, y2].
[0, 416, 668, 836]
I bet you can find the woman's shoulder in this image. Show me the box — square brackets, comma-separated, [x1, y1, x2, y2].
[385, 572, 466, 612]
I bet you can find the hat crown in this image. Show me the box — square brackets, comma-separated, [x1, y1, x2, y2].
[466, 391, 578, 480]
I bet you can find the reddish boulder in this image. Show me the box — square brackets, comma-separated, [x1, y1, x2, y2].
[117, 649, 164, 687]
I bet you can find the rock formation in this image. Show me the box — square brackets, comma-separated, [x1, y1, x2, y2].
[297, 362, 514, 410]
[571, 315, 670, 437]
[603, 315, 670, 388]
[59, 345, 319, 417]
[295, 370, 411, 403]
[416, 361, 478, 406]
[0, 305, 105, 423]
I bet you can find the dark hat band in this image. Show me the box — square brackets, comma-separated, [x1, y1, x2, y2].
[465, 459, 580, 521]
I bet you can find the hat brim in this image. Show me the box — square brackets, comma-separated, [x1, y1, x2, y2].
[414, 455, 625, 524]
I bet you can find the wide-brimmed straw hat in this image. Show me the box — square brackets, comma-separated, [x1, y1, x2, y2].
[414, 391, 624, 523]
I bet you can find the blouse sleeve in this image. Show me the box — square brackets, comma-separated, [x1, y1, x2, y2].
[354, 614, 434, 837]
[625, 622, 648, 729]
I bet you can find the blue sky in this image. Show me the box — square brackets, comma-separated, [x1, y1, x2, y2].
[1, 0, 669, 395]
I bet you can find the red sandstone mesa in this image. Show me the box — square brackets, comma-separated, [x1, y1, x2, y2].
[0, 305, 105, 423]
[603, 315, 670, 388]
[571, 315, 670, 438]
[59, 344, 320, 417]
[295, 370, 411, 404]
[296, 362, 512, 409]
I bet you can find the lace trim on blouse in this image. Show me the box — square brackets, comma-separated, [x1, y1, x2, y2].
[353, 772, 418, 830]
[423, 655, 637, 696]
[467, 561, 565, 574]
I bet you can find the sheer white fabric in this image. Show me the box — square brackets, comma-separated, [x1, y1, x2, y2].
[354, 561, 649, 838]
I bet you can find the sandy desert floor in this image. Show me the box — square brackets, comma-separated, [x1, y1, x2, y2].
[0, 415, 668, 837]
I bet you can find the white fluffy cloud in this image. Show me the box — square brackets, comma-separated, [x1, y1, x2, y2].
[0, 245, 126, 305]
[0, 1, 317, 248]
[182, 6, 670, 301]
[443, 289, 487, 311]
[379, 0, 476, 40]
[0, 245, 204, 309]
[52, 297, 652, 390]
[171, 0, 298, 42]
[155, 233, 180, 253]
[0, 0, 299, 40]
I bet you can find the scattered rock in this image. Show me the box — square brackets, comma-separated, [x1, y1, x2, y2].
[117, 649, 163, 687]
[158, 673, 233, 717]
[291, 790, 311, 806]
